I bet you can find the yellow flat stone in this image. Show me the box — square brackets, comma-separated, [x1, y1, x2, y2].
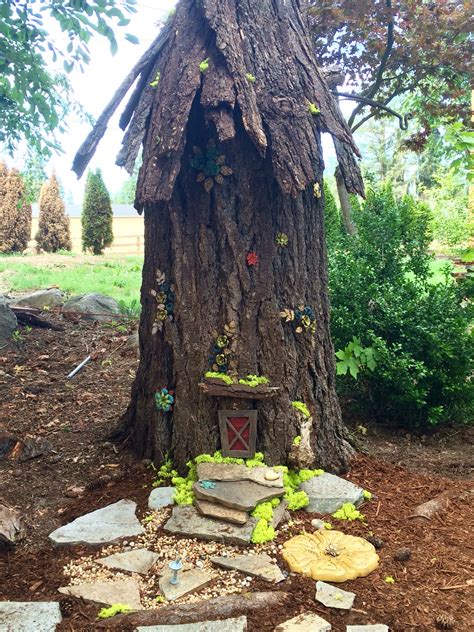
[282, 530, 379, 582]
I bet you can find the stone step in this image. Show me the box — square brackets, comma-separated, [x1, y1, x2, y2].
[193, 479, 284, 512]
[194, 499, 249, 525]
[164, 505, 257, 545]
[196, 462, 283, 488]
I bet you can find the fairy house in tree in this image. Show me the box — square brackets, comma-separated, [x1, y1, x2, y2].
[73, 0, 363, 473]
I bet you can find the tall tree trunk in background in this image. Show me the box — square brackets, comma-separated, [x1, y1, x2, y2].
[335, 165, 357, 235]
[74, 0, 364, 473]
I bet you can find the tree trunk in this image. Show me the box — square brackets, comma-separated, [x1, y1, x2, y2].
[335, 166, 357, 235]
[75, 0, 363, 475]
[115, 106, 352, 473]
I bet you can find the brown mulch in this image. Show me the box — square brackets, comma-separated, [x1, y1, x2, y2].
[1, 319, 473, 631]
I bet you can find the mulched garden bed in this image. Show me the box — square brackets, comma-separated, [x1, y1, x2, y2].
[1, 320, 472, 631]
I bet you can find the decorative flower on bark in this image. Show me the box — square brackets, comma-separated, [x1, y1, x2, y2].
[276, 232, 289, 247]
[191, 140, 233, 193]
[280, 305, 316, 335]
[152, 269, 175, 332]
[313, 182, 321, 198]
[155, 388, 175, 412]
[246, 251, 259, 266]
[282, 530, 379, 582]
[208, 322, 237, 374]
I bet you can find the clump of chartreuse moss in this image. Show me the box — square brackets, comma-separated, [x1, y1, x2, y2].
[238, 375, 269, 387]
[97, 604, 132, 619]
[204, 371, 234, 385]
[291, 401, 310, 418]
[332, 502, 365, 521]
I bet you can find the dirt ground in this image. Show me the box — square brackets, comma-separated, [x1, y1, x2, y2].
[0, 318, 473, 631]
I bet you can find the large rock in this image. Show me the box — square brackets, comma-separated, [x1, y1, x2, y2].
[0, 602, 62, 631]
[301, 473, 364, 514]
[211, 553, 285, 583]
[98, 548, 159, 575]
[12, 288, 64, 310]
[49, 499, 144, 546]
[136, 617, 247, 631]
[193, 480, 284, 512]
[0, 297, 17, 345]
[148, 487, 175, 511]
[164, 506, 257, 545]
[62, 293, 120, 321]
[271, 500, 288, 529]
[315, 581, 355, 610]
[195, 500, 249, 525]
[274, 613, 331, 632]
[0, 503, 23, 546]
[159, 569, 213, 601]
[196, 463, 284, 488]
[58, 579, 142, 609]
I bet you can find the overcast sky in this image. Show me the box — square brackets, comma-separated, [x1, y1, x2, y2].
[14, 0, 353, 204]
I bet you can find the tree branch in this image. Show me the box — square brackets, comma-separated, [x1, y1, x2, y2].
[348, 0, 394, 128]
[334, 91, 412, 132]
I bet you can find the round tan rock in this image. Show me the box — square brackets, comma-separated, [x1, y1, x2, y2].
[264, 469, 280, 481]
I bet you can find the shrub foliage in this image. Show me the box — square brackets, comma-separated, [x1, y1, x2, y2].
[0, 163, 32, 254]
[326, 184, 473, 427]
[36, 173, 72, 252]
[82, 169, 113, 255]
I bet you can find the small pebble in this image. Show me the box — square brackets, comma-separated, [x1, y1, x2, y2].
[311, 519, 325, 530]
[394, 547, 412, 562]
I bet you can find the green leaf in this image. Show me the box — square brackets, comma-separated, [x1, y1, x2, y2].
[125, 33, 139, 44]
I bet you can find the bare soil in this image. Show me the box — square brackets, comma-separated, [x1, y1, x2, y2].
[1, 319, 473, 631]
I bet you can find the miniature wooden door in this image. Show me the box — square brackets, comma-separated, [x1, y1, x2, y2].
[218, 409, 257, 458]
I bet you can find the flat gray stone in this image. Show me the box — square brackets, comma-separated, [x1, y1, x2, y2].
[58, 578, 142, 609]
[148, 487, 176, 510]
[271, 500, 288, 529]
[164, 506, 257, 545]
[136, 616, 247, 631]
[159, 569, 213, 601]
[315, 581, 355, 610]
[197, 463, 284, 488]
[12, 289, 64, 310]
[275, 613, 331, 631]
[0, 602, 62, 632]
[62, 293, 120, 321]
[301, 473, 364, 514]
[346, 627, 389, 632]
[211, 553, 284, 583]
[0, 299, 17, 345]
[195, 500, 248, 525]
[97, 548, 159, 574]
[193, 480, 283, 512]
[49, 499, 144, 546]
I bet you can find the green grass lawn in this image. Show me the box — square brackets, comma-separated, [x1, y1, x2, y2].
[0, 254, 143, 312]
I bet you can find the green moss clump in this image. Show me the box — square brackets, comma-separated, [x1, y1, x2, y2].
[307, 101, 320, 115]
[291, 401, 310, 418]
[204, 371, 234, 385]
[286, 490, 309, 510]
[246, 73, 256, 83]
[244, 452, 265, 468]
[97, 604, 132, 619]
[363, 489, 372, 500]
[332, 502, 365, 521]
[252, 501, 274, 522]
[199, 58, 209, 73]
[251, 518, 275, 543]
[292, 435, 302, 446]
[238, 375, 270, 387]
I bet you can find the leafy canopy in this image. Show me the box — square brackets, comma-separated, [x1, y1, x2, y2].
[0, 0, 138, 156]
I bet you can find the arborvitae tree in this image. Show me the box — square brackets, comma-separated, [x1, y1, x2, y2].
[36, 173, 72, 252]
[0, 166, 32, 254]
[82, 169, 113, 255]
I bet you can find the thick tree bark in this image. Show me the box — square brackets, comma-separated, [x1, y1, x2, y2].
[114, 106, 352, 473]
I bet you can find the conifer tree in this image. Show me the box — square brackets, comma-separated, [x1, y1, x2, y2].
[323, 180, 344, 248]
[36, 173, 72, 252]
[0, 166, 32, 253]
[81, 169, 113, 255]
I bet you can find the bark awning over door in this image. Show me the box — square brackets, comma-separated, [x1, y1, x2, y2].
[73, 0, 364, 210]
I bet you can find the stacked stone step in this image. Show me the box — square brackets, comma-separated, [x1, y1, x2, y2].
[193, 463, 285, 525]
